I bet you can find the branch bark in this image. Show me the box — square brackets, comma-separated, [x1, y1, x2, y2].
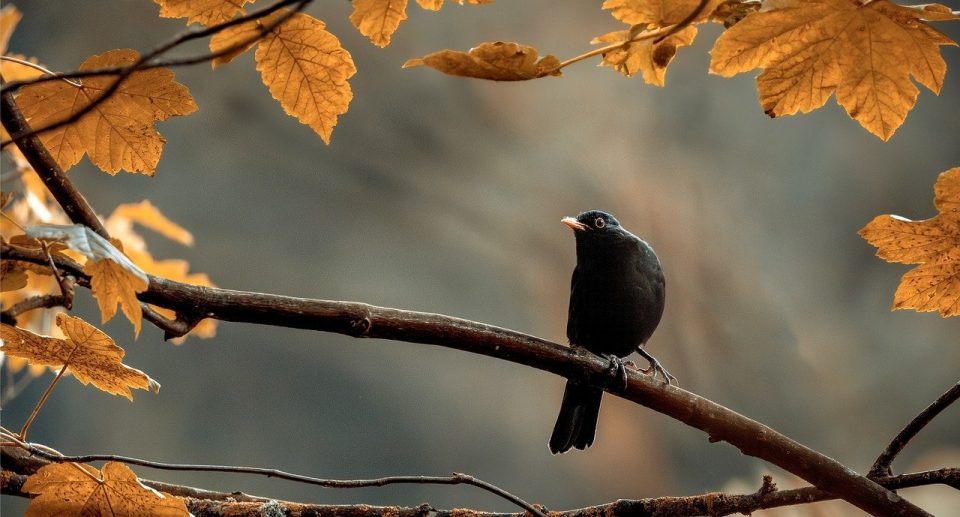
[3, 446, 957, 517]
[870, 381, 960, 478]
[0, 243, 932, 517]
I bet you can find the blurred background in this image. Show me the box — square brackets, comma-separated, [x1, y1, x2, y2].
[2, 1, 959, 515]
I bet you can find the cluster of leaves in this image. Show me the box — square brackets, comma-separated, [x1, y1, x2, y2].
[861, 167, 960, 317]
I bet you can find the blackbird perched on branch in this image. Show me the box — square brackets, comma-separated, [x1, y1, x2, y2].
[550, 210, 671, 454]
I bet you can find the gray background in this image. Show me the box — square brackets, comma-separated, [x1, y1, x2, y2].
[2, 1, 959, 515]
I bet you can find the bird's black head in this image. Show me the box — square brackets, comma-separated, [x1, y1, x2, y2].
[561, 210, 621, 234]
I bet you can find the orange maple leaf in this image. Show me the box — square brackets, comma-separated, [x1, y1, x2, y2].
[0, 314, 160, 399]
[209, 10, 356, 143]
[109, 200, 194, 246]
[154, 0, 251, 26]
[84, 255, 149, 337]
[709, 0, 958, 140]
[22, 462, 187, 516]
[403, 42, 562, 81]
[15, 49, 197, 174]
[860, 167, 960, 317]
[591, 0, 720, 83]
[350, 0, 409, 48]
[592, 25, 698, 86]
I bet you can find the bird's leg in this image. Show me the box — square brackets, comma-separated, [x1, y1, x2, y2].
[637, 346, 677, 385]
[603, 354, 629, 392]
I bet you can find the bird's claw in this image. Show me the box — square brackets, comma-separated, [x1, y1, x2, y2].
[604, 354, 629, 392]
[637, 347, 677, 386]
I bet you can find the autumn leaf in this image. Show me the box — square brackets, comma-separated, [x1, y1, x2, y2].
[403, 42, 562, 81]
[860, 167, 960, 317]
[209, 11, 356, 143]
[351, 0, 408, 48]
[1, 314, 160, 399]
[15, 49, 197, 174]
[154, 0, 251, 27]
[603, 0, 721, 25]
[416, 0, 494, 11]
[85, 257, 150, 336]
[25, 224, 150, 333]
[0, 4, 22, 54]
[23, 461, 187, 516]
[110, 200, 194, 246]
[592, 25, 697, 86]
[1, 261, 28, 291]
[709, 0, 958, 141]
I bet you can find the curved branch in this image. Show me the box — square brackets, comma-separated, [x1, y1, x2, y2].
[3, 446, 956, 517]
[870, 381, 960, 478]
[0, 243, 930, 517]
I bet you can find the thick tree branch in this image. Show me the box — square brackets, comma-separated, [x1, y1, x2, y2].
[0, 243, 932, 517]
[870, 381, 960, 478]
[3, 446, 956, 517]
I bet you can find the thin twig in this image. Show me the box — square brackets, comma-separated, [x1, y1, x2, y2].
[870, 381, 960, 478]
[653, 0, 710, 43]
[0, 289, 73, 321]
[18, 365, 68, 441]
[3, 440, 545, 517]
[0, 0, 311, 149]
[0, 56, 81, 87]
[2, 444, 958, 517]
[557, 0, 711, 70]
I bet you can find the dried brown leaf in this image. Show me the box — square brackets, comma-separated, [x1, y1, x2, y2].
[403, 41, 561, 81]
[23, 461, 186, 516]
[1, 314, 160, 399]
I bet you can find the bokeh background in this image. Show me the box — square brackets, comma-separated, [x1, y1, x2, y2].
[2, 1, 959, 515]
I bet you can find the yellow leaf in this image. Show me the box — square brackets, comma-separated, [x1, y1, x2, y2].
[1, 261, 28, 291]
[592, 25, 697, 86]
[154, 0, 251, 26]
[417, 0, 494, 10]
[84, 257, 149, 337]
[709, 0, 958, 140]
[603, 0, 721, 25]
[23, 462, 187, 516]
[350, 0, 409, 48]
[893, 259, 960, 316]
[860, 167, 960, 317]
[110, 200, 194, 246]
[1, 314, 160, 399]
[255, 11, 356, 144]
[0, 4, 22, 54]
[935, 166, 960, 211]
[403, 41, 562, 81]
[208, 12, 265, 68]
[15, 49, 197, 174]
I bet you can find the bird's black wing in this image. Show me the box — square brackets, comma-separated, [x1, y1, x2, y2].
[566, 265, 581, 344]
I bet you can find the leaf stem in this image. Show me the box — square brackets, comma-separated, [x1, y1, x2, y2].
[19, 364, 68, 441]
[557, 25, 672, 70]
[0, 56, 82, 87]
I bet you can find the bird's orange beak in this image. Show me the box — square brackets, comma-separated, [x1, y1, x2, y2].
[561, 216, 588, 231]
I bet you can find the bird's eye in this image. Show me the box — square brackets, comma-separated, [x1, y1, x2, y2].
[594, 217, 605, 229]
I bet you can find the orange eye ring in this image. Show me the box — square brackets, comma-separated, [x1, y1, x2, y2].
[594, 217, 605, 228]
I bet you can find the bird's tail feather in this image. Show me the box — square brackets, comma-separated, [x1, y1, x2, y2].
[549, 381, 603, 454]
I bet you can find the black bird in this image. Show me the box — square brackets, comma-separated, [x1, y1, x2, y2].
[549, 210, 670, 454]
